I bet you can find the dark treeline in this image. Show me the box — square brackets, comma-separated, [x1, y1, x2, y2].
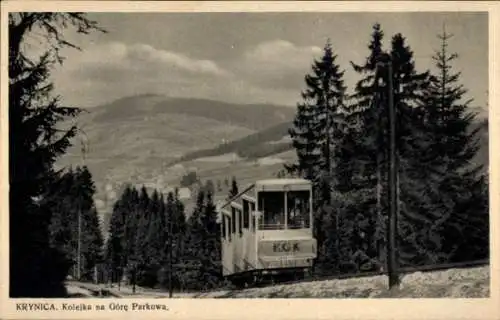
[9, 13, 105, 297]
[47, 166, 104, 281]
[105, 184, 222, 291]
[285, 24, 489, 275]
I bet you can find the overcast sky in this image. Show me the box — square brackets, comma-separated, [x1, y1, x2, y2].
[49, 12, 488, 112]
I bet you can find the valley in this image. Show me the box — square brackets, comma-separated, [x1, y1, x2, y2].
[55, 94, 489, 235]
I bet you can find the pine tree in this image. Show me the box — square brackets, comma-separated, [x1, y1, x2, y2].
[349, 23, 389, 270]
[385, 33, 438, 267]
[182, 190, 206, 290]
[124, 186, 140, 266]
[9, 13, 104, 297]
[350, 25, 434, 269]
[105, 199, 126, 283]
[137, 189, 165, 287]
[286, 103, 321, 180]
[171, 189, 189, 290]
[77, 166, 103, 280]
[173, 188, 187, 236]
[159, 192, 174, 289]
[134, 186, 151, 286]
[106, 185, 143, 284]
[45, 165, 103, 281]
[287, 40, 347, 271]
[47, 169, 77, 264]
[82, 206, 104, 280]
[419, 28, 489, 262]
[199, 191, 222, 289]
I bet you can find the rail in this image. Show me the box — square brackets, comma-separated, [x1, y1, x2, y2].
[67, 281, 122, 297]
[282, 259, 490, 286]
[222, 258, 489, 291]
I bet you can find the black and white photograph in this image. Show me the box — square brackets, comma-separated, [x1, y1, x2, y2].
[1, 1, 499, 318]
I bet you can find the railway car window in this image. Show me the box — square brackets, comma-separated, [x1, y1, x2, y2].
[227, 216, 232, 241]
[286, 190, 311, 229]
[238, 208, 243, 236]
[250, 202, 256, 231]
[231, 207, 236, 235]
[243, 200, 250, 229]
[258, 191, 285, 230]
[222, 216, 226, 239]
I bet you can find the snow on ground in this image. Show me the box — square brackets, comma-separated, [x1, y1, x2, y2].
[189, 266, 489, 299]
[91, 266, 489, 299]
[65, 267, 489, 299]
[65, 284, 96, 297]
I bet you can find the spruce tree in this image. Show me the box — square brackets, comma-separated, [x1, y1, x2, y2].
[173, 188, 187, 236]
[47, 169, 77, 267]
[82, 206, 104, 280]
[45, 165, 103, 281]
[9, 13, 104, 297]
[386, 33, 439, 267]
[159, 192, 174, 289]
[105, 199, 126, 283]
[350, 25, 435, 269]
[171, 189, 189, 290]
[125, 186, 140, 266]
[287, 40, 347, 271]
[286, 103, 321, 180]
[137, 189, 165, 287]
[77, 166, 103, 280]
[158, 189, 190, 291]
[199, 191, 222, 289]
[133, 186, 151, 286]
[349, 23, 389, 270]
[183, 191, 206, 290]
[419, 28, 489, 262]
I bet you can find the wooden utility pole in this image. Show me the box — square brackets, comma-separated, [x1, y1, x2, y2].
[376, 53, 400, 289]
[168, 199, 174, 298]
[77, 208, 81, 280]
[384, 54, 400, 289]
[76, 129, 87, 281]
[132, 264, 136, 294]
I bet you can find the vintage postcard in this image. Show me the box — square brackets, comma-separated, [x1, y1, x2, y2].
[0, 1, 499, 319]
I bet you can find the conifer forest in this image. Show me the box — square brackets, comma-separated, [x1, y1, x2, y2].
[7, 11, 489, 298]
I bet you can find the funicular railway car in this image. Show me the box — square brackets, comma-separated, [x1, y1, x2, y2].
[217, 178, 317, 288]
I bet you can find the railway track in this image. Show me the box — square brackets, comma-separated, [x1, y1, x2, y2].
[227, 259, 489, 290]
[66, 259, 489, 297]
[66, 281, 122, 297]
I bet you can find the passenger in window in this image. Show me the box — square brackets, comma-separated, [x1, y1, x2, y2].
[272, 211, 284, 229]
[288, 198, 304, 229]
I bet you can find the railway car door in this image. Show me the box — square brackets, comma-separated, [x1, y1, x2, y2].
[220, 210, 233, 276]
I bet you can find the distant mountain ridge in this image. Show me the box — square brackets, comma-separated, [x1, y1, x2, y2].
[55, 93, 489, 234]
[87, 94, 296, 130]
[56, 94, 298, 231]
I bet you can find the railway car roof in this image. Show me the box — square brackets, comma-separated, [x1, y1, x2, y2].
[255, 178, 311, 186]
